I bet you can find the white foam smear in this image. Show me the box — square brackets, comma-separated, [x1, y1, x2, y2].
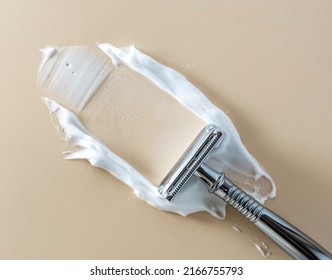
[38, 44, 276, 219]
[38, 46, 111, 114]
[43, 98, 220, 215]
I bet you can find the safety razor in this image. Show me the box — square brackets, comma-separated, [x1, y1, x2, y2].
[159, 125, 332, 260]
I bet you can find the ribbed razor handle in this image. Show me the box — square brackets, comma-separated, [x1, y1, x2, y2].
[214, 179, 332, 259]
[195, 163, 332, 260]
[220, 179, 264, 222]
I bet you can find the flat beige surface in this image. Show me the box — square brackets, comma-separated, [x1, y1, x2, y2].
[1, 0, 331, 259]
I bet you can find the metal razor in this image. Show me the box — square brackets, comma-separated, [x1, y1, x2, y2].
[159, 125, 332, 260]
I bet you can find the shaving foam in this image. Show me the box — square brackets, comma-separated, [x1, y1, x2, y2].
[38, 44, 276, 219]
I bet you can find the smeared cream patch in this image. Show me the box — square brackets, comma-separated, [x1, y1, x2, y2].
[38, 44, 276, 219]
[38, 46, 111, 114]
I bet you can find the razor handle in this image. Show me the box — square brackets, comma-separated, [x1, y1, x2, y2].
[195, 163, 332, 260]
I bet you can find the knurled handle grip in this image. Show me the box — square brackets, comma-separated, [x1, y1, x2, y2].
[214, 177, 332, 260]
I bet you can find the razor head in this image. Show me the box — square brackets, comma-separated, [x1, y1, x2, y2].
[158, 125, 223, 201]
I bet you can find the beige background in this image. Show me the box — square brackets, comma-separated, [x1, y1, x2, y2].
[1, 0, 331, 259]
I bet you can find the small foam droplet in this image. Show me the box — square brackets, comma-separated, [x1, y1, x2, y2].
[232, 223, 242, 233]
[40, 46, 56, 61]
[248, 238, 271, 258]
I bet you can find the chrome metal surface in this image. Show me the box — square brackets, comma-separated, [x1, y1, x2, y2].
[209, 168, 332, 259]
[194, 162, 225, 193]
[158, 125, 332, 259]
[255, 210, 332, 260]
[158, 125, 222, 201]
[212, 174, 264, 223]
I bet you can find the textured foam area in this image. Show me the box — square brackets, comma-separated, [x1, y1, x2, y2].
[38, 44, 276, 219]
[80, 64, 206, 185]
